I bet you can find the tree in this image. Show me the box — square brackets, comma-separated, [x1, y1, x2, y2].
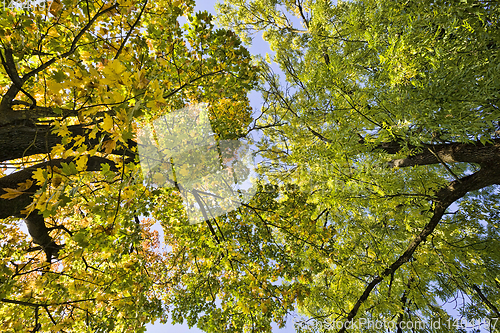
[0, 0, 257, 331]
[152, 0, 500, 332]
[4, 0, 500, 332]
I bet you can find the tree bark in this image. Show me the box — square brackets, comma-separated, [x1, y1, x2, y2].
[0, 124, 136, 163]
[387, 139, 500, 168]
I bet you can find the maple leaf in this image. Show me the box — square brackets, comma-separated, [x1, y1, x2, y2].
[102, 114, 114, 132]
[0, 1, 259, 331]
[102, 139, 116, 154]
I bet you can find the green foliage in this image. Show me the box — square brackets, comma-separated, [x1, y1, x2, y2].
[169, 0, 500, 331]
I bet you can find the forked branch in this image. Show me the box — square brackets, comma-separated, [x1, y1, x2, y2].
[337, 163, 500, 333]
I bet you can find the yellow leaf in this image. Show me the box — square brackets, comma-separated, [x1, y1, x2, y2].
[51, 144, 66, 156]
[47, 28, 61, 38]
[116, 108, 129, 125]
[152, 172, 166, 184]
[102, 2, 117, 15]
[35, 192, 48, 210]
[109, 59, 126, 74]
[102, 114, 114, 132]
[17, 179, 33, 192]
[80, 51, 91, 61]
[89, 126, 98, 139]
[74, 135, 85, 147]
[102, 60, 126, 85]
[76, 155, 88, 172]
[20, 201, 36, 216]
[179, 165, 190, 177]
[47, 80, 64, 93]
[149, 79, 160, 95]
[76, 144, 88, 154]
[32, 168, 47, 186]
[52, 122, 70, 137]
[102, 140, 116, 154]
[49, 0, 63, 16]
[1, 188, 24, 200]
[136, 69, 149, 89]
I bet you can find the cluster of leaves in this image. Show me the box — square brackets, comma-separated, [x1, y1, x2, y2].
[0, 0, 258, 331]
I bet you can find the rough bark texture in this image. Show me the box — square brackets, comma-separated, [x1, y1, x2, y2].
[0, 104, 78, 126]
[0, 124, 136, 163]
[0, 3, 124, 262]
[388, 139, 500, 168]
[0, 103, 133, 263]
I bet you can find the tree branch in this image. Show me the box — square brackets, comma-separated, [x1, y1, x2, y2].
[0, 124, 136, 163]
[388, 139, 500, 168]
[0, 3, 119, 112]
[114, 0, 148, 60]
[0, 104, 77, 126]
[472, 284, 500, 317]
[337, 164, 500, 333]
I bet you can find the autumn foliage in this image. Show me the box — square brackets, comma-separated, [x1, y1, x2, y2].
[0, 0, 256, 331]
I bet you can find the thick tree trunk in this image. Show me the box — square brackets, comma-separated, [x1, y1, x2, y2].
[0, 109, 134, 261]
[0, 124, 136, 163]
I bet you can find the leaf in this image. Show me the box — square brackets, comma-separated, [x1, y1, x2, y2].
[152, 172, 166, 184]
[52, 176, 62, 188]
[102, 114, 114, 132]
[76, 155, 88, 172]
[49, 0, 63, 16]
[20, 201, 36, 215]
[17, 179, 33, 192]
[32, 168, 48, 186]
[61, 162, 78, 176]
[1, 188, 24, 200]
[0, 1, 263, 331]
[102, 139, 116, 154]
[136, 69, 149, 89]
[53, 123, 71, 137]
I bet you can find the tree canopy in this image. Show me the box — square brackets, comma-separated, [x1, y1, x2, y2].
[1, 0, 500, 332]
[0, 0, 257, 331]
